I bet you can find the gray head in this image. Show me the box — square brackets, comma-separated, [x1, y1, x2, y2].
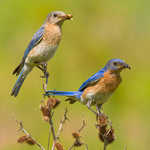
[105, 58, 131, 72]
[46, 11, 72, 25]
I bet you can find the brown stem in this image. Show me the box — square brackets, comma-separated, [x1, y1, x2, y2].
[47, 111, 57, 150]
[51, 108, 69, 150]
[17, 121, 45, 150]
[68, 144, 74, 150]
[47, 126, 51, 150]
[68, 143, 88, 150]
[68, 120, 88, 150]
[78, 120, 86, 133]
[56, 108, 68, 138]
[103, 140, 107, 150]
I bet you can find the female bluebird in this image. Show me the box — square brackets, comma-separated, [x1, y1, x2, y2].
[45, 59, 131, 113]
[11, 11, 72, 97]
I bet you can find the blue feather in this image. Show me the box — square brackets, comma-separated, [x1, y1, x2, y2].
[45, 90, 82, 99]
[23, 25, 45, 60]
[11, 69, 26, 97]
[78, 67, 107, 91]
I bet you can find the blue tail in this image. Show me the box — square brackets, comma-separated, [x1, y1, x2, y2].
[11, 69, 26, 97]
[45, 90, 82, 99]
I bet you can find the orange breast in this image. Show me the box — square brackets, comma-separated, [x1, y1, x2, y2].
[96, 71, 122, 93]
[43, 23, 62, 46]
[82, 71, 121, 100]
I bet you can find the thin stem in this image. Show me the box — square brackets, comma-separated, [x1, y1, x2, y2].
[124, 145, 127, 150]
[47, 111, 55, 150]
[51, 109, 69, 150]
[68, 120, 88, 150]
[47, 126, 51, 150]
[68, 143, 88, 150]
[78, 120, 86, 133]
[84, 143, 88, 150]
[17, 121, 45, 150]
[48, 111, 56, 150]
[103, 142, 107, 150]
[56, 108, 68, 138]
[68, 144, 74, 150]
[87, 106, 97, 115]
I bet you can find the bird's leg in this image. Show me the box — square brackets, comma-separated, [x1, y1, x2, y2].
[37, 63, 49, 91]
[87, 107, 97, 115]
[37, 65, 45, 72]
[96, 104, 103, 120]
[86, 100, 97, 115]
[42, 64, 49, 91]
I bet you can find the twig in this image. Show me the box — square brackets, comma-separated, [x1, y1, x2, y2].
[84, 143, 88, 150]
[56, 108, 69, 138]
[68, 144, 74, 150]
[51, 108, 69, 150]
[47, 111, 55, 150]
[69, 143, 88, 150]
[124, 145, 127, 150]
[17, 121, 45, 150]
[47, 111, 56, 150]
[47, 123, 52, 150]
[68, 120, 88, 150]
[103, 142, 107, 150]
[78, 120, 86, 133]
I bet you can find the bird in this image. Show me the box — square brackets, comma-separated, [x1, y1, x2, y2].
[11, 11, 72, 97]
[45, 58, 131, 114]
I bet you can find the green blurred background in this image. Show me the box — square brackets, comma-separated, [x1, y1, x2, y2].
[1, 0, 150, 149]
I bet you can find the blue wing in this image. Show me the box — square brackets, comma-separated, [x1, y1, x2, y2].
[22, 25, 45, 60]
[78, 67, 107, 91]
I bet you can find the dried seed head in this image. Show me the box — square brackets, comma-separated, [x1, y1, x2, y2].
[17, 135, 35, 145]
[72, 132, 80, 139]
[97, 113, 115, 145]
[105, 128, 115, 144]
[47, 97, 60, 109]
[55, 142, 64, 150]
[17, 135, 27, 143]
[40, 103, 50, 122]
[74, 139, 83, 147]
[40, 98, 60, 121]
[97, 114, 108, 127]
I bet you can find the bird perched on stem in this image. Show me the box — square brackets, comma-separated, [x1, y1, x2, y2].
[45, 59, 131, 114]
[11, 11, 72, 97]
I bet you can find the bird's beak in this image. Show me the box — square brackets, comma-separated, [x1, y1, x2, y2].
[59, 14, 73, 20]
[124, 63, 131, 70]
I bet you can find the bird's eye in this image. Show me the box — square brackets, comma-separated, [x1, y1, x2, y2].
[113, 62, 118, 66]
[53, 14, 57, 17]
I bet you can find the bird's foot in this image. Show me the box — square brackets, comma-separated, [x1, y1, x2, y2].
[42, 71, 49, 92]
[96, 104, 103, 116]
[87, 106, 97, 115]
[38, 63, 49, 92]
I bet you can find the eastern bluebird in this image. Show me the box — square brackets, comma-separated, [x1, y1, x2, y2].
[45, 59, 131, 113]
[11, 11, 72, 97]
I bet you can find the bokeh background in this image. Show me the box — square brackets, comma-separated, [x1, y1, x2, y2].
[1, 0, 150, 149]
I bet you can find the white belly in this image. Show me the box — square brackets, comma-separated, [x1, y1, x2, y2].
[26, 41, 58, 65]
[81, 92, 112, 106]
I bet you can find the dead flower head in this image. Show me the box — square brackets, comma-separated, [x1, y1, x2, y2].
[17, 135, 35, 145]
[55, 142, 64, 150]
[97, 114, 115, 145]
[72, 132, 83, 147]
[40, 97, 60, 121]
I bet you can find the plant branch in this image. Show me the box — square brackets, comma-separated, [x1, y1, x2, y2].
[47, 111, 56, 150]
[51, 108, 69, 150]
[68, 120, 88, 150]
[78, 120, 86, 133]
[17, 121, 45, 150]
[103, 141, 107, 150]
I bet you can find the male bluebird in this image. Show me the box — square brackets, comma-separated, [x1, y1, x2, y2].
[11, 11, 72, 97]
[45, 59, 131, 113]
